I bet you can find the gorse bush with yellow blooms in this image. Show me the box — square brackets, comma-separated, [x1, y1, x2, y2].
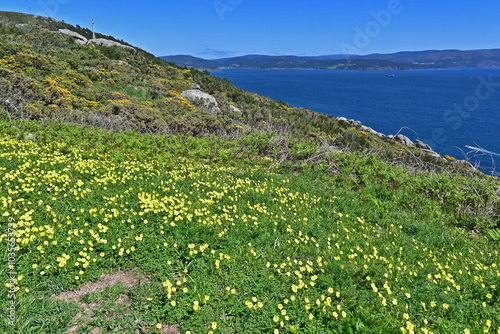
[0, 119, 499, 333]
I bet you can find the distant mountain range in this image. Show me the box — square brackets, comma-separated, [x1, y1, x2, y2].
[161, 49, 500, 70]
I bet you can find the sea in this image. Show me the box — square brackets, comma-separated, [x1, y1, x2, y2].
[212, 68, 500, 176]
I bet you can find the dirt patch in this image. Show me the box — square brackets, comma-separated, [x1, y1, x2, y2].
[158, 323, 181, 334]
[115, 293, 131, 306]
[52, 269, 145, 304]
[51, 269, 149, 334]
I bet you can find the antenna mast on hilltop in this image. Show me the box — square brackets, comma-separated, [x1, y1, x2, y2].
[92, 18, 96, 39]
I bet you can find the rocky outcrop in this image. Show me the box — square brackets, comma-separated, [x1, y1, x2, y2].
[88, 38, 135, 51]
[337, 117, 385, 137]
[394, 134, 413, 146]
[414, 139, 432, 151]
[190, 83, 201, 90]
[56, 29, 88, 43]
[421, 149, 442, 158]
[54, 29, 135, 50]
[361, 125, 385, 138]
[181, 90, 220, 113]
[336, 116, 441, 158]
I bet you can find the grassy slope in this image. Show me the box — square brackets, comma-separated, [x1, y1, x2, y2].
[0, 12, 499, 334]
[0, 120, 498, 334]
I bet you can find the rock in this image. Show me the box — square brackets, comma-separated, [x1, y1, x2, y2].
[181, 90, 220, 113]
[421, 149, 442, 158]
[190, 83, 201, 90]
[359, 125, 384, 138]
[25, 133, 36, 141]
[88, 38, 135, 51]
[111, 60, 131, 66]
[360, 125, 376, 135]
[56, 28, 88, 43]
[228, 105, 241, 114]
[394, 134, 413, 146]
[337, 116, 386, 136]
[414, 139, 432, 151]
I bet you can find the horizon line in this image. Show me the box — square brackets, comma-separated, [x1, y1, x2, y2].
[161, 47, 500, 59]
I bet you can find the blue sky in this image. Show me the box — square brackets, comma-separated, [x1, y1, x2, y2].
[3, 1, 500, 58]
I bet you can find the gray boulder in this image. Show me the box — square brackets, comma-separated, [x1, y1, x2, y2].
[56, 29, 87, 43]
[394, 134, 413, 146]
[337, 117, 386, 137]
[348, 119, 362, 126]
[421, 149, 442, 159]
[88, 38, 135, 50]
[360, 125, 373, 133]
[361, 125, 385, 137]
[190, 83, 201, 90]
[181, 90, 220, 113]
[414, 139, 432, 151]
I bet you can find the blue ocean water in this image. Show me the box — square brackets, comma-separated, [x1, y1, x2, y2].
[212, 68, 500, 175]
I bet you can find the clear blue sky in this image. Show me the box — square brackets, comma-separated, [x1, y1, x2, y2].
[3, 1, 500, 58]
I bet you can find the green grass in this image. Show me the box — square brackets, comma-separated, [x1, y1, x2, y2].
[0, 119, 499, 334]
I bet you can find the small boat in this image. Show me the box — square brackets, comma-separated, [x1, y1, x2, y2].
[386, 74, 395, 77]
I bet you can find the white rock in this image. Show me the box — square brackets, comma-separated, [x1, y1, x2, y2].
[88, 38, 135, 50]
[111, 60, 131, 66]
[181, 90, 220, 113]
[57, 29, 87, 42]
[228, 105, 241, 113]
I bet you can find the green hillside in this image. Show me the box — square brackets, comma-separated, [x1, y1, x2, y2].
[0, 12, 499, 334]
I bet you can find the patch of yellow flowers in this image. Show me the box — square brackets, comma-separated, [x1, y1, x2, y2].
[1, 132, 499, 333]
